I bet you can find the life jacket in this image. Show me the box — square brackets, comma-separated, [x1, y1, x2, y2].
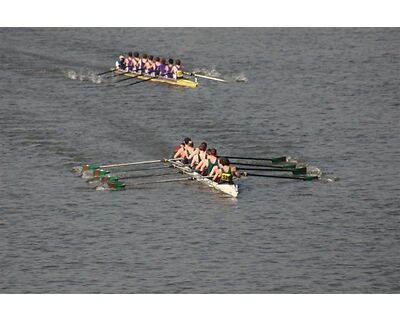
[220, 166, 233, 184]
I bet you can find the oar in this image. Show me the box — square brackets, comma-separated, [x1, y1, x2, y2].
[99, 159, 173, 169]
[81, 158, 177, 172]
[222, 156, 287, 163]
[125, 76, 155, 86]
[243, 172, 318, 181]
[231, 162, 296, 169]
[238, 167, 307, 175]
[115, 73, 141, 83]
[185, 72, 226, 82]
[104, 176, 193, 190]
[96, 68, 115, 76]
[104, 70, 130, 79]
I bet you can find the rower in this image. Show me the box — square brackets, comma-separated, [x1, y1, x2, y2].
[165, 58, 174, 78]
[154, 57, 161, 76]
[115, 55, 126, 70]
[212, 157, 240, 184]
[124, 51, 134, 72]
[144, 55, 155, 75]
[173, 137, 194, 164]
[139, 53, 148, 73]
[171, 59, 184, 79]
[196, 148, 218, 176]
[159, 57, 167, 77]
[132, 51, 140, 72]
[189, 142, 208, 169]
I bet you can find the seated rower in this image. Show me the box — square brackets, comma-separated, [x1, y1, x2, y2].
[196, 148, 218, 176]
[139, 53, 148, 73]
[159, 57, 167, 77]
[132, 51, 140, 72]
[171, 59, 184, 79]
[144, 55, 155, 75]
[124, 51, 134, 72]
[154, 57, 161, 76]
[188, 142, 208, 169]
[212, 157, 240, 184]
[115, 55, 126, 70]
[174, 137, 194, 164]
[165, 58, 175, 79]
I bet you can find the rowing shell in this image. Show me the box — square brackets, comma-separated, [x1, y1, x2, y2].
[114, 70, 198, 89]
[167, 159, 239, 198]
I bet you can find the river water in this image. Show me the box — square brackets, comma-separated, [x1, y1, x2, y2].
[0, 28, 399, 293]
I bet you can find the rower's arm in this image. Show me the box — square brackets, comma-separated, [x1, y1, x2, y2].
[188, 148, 198, 160]
[195, 159, 205, 171]
[210, 167, 219, 181]
[173, 147, 183, 159]
[232, 167, 241, 178]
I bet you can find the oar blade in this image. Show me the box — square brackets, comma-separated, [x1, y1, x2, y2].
[271, 156, 287, 164]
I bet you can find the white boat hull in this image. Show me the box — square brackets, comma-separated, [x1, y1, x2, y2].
[167, 159, 238, 198]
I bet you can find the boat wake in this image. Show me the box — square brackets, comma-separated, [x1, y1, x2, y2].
[63, 68, 103, 84]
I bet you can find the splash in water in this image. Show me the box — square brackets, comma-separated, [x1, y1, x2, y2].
[64, 68, 102, 84]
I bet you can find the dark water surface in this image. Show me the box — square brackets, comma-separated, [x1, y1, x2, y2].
[0, 28, 399, 293]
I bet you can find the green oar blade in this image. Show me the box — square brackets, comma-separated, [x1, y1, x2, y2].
[292, 167, 307, 175]
[107, 181, 126, 190]
[271, 156, 287, 164]
[93, 169, 110, 178]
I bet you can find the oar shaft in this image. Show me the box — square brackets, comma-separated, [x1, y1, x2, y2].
[115, 74, 139, 83]
[126, 77, 154, 86]
[126, 177, 191, 186]
[231, 162, 296, 169]
[244, 172, 317, 181]
[97, 69, 115, 76]
[99, 158, 177, 169]
[185, 72, 226, 82]
[223, 156, 287, 163]
[238, 167, 306, 174]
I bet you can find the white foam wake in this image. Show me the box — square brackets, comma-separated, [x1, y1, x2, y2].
[64, 68, 102, 84]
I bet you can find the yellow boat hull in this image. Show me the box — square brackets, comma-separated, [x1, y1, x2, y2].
[114, 70, 198, 89]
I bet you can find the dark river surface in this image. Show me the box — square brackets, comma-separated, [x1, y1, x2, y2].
[0, 28, 399, 293]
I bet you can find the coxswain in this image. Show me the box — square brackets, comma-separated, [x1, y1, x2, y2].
[124, 52, 134, 72]
[165, 58, 175, 78]
[189, 142, 208, 169]
[196, 148, 219, 176]
[115, 55, 126, 70]
[212, 157, 240, 184]
[174, 137, 194, 164]
[171, 59, 184, 79]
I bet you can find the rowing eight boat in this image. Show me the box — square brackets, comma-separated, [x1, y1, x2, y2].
[114, 70, 198, 89]
[167, 159, 239, 198]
